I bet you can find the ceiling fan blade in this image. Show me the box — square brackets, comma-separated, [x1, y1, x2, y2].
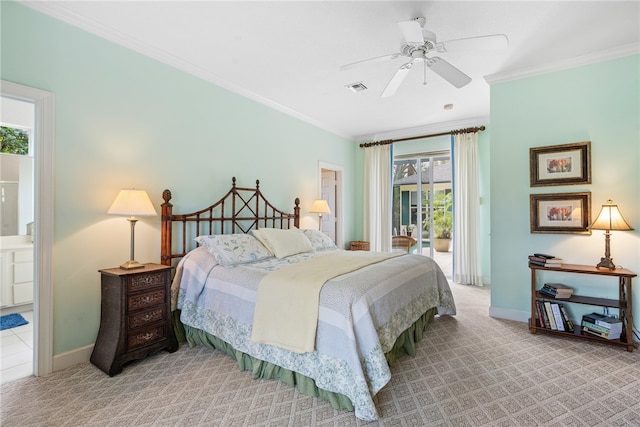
[381, 61, 414, 98]
[438, 34, 508, 53]
[397, 20, 424, 44]
[339, 53, 401, 71]
[427, 57, 471, 88]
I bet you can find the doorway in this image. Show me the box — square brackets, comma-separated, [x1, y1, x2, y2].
[1, 81, 55, 380]
[392, 153, 452, 277]
[318, 162, 343, 249]
[1, 96, 35, 383]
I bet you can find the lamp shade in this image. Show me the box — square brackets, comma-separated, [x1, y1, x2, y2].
[309, 199, 331, 214]
[589, 200, 633, 231]
[107, 189, 157, 217]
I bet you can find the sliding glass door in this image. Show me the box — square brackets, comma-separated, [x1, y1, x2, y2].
[392, 153, 452, 275]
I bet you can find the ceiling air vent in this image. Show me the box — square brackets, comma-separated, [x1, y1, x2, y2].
[345, 82, 368, 93]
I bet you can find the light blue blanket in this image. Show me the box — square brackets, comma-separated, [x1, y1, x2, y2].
[176, 247, 456, 421]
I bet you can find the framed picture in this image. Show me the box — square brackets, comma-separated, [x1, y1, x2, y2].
[530, 192, 591, 234]
[530, 141, 591, 187]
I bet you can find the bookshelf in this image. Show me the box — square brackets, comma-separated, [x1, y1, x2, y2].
[529, 263, 637, 352]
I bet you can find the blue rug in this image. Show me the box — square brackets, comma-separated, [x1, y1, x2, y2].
[0, 313, 29, 331]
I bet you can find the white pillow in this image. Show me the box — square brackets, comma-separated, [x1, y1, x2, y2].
[250, 229, 274, 254]
[250, 228, 313, 259]
[302, 229, 337, 251]
[195, 234, 272, 266]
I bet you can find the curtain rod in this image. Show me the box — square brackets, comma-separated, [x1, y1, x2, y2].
[359, 125, 485, 148]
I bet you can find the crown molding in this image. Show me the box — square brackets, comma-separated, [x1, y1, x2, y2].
[20, 1, 354, 141]
[357, 117, 489, 144]
[485, 43, 639, 85]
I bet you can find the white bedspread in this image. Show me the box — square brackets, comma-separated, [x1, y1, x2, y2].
[175, 247, 456, 421]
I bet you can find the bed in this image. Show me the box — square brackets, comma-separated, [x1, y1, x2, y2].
[161, 177, 456, 421]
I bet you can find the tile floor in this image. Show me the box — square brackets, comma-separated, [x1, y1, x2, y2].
[0, 311, 34, 384]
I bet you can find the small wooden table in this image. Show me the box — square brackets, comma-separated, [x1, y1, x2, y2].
[91, 263, 178, 375]
[529, 263, 636, 352]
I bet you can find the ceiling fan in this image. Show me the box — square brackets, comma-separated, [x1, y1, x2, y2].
[340, 17, 508, 97]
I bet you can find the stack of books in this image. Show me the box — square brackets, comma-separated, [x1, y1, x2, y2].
[581, 312, 622, 340]
[539, 282, 574, 299]
[535, 300, 574, 332]
[528, 253, 563, 267]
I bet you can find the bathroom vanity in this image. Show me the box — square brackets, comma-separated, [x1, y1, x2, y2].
[0, 235, 34, 308]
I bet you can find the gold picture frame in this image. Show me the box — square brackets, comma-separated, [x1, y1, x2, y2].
[530, 141, 591, 187]
[530, 192, 591, 234]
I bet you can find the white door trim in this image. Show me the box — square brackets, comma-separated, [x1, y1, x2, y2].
[2, 80, 55, 376]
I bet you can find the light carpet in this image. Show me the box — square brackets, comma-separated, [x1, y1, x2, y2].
[2, 283, 639, 426]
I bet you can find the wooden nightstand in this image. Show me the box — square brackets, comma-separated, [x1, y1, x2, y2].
[91, 263, 178, 376]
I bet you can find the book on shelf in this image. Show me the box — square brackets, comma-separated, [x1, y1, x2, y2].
[533, 253, 557, 259]
[540, 283, 573, 298]
[535, 300, 574, 332]
[581, 319, 610, 334]
[551, 303, 565, 331]
[581, 313, 622, 340]
[558, 303, 574, 332]
[528, 255, 564, 267]
[582, 312, 617, 326]
[582, 326, 621, 340]
[582, 327, 613, 339]
[539, 288, 571, 299]
[535, 300, 550, 328]
[543, 301, 557, 330]
[544, 282, 573, 291]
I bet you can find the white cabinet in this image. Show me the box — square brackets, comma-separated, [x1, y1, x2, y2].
[0, 236, 34, 307]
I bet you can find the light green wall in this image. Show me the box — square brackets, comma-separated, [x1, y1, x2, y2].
[1, 2, 359, 354]
[490, 55, 640, 324]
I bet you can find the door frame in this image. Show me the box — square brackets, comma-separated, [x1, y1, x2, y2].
[2, 80, 55, 376]
[318, 161, 343, 249]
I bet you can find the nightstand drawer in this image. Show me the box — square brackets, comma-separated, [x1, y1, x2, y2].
[127, 325, 166, 350]
[127, 271, 166, 293]
[127, 289, 165, 311]
[128, 306, 165, 330]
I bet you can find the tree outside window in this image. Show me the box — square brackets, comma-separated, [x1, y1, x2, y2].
[1, 126, 29, 155]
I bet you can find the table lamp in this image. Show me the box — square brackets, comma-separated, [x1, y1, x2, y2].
[588, 199, 633, 270]
[309, 199, 331, 231]
[108, 188, 157, 269]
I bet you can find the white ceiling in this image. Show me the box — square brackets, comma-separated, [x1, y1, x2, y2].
[23, 1, 640, 141]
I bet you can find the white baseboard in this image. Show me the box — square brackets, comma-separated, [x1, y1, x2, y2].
[489, 306, 529, 323]
[52, 344, 93, 373]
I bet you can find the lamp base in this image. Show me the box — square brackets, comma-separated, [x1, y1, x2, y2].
[120, 260, 145, 270]
[596, 257, 616, 270]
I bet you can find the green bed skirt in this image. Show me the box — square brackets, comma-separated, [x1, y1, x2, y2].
[173, 307, 437, 412]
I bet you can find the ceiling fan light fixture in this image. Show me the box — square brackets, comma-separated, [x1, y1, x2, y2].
[345, 82, 368, 93]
